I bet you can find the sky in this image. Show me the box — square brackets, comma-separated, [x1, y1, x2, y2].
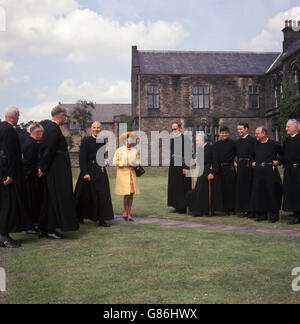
[0, 0, 300, 121]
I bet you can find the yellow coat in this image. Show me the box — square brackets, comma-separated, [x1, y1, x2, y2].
[113, 146, 140, 196]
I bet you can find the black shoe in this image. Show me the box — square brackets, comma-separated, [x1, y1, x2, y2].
[128, 218, 134, 222]
[238, 212, 248, 218]
[99, 221, 111, 228]
[0, 239, 21, 249]
[46, 232, 65, 240]
[288, 217, 300, 225]
[26, 227, 40, 235]
[39, 232, 48, 239]
[269, 216, 279, 223]
[256, 214, 268, 222]
[79, 219, 85, 225]
[7, 235, 22, 246]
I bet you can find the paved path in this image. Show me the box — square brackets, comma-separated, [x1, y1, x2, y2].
[115, 216, 300, 237]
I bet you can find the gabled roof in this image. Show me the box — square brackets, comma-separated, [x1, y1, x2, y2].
[60, 104, 132, 123]
[137, 50, 280, 75]
[267, 40, 300, 73]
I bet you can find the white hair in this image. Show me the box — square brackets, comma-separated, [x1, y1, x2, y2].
[5, 106, 19, 118]
[287, 119, 299, 128]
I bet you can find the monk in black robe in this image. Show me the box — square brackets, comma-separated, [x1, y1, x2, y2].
[235, 123, 256, 218]
[168, 123, 192, 213]
[19, 129, 31, 148]
[251, 126, 283, 223]
[0, 106, 30, 248]
[22, 123, 44, 234]
[186, 135, 223, 217]
[282, 120, 300, 225]
[75, 122, 114, 227]
[39, 106, 79, 239]
[214, 126, 237, 215]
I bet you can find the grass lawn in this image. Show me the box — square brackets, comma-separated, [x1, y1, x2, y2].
[0, 167, 300, 304]
[1, 222, 300, 304]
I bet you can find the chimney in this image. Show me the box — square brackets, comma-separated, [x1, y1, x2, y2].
[283, 20, 300, 52]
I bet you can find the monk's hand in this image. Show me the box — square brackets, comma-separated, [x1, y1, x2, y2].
[3, 176, 13, 186]
[182, 169, 187, 175]
[38, 168, 45, 178]
[84, 174, 91, 182]
[252, 162, 256, 168]
[208, 174, 214, 181]
[234, 162, 238, 168]
[273, 160, 279, 167]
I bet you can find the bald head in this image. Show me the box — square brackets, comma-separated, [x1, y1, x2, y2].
[255, 126, 268, 142]
[5, 106, 20, 126]
[91, 121, 102, 137]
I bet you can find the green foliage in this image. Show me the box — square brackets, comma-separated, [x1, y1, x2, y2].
[71, 100, 96, 139]
[14, 120, 35, 134]
[279, 83, 300, 139]
[120, 114, 133, 132]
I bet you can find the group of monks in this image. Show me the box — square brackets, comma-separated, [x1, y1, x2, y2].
[168, 120, 300, 225]
[1, 104, 300, 249]
[0, 105, 114, 249]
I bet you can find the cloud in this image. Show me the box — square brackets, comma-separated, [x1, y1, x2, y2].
[0, 0, 187, 62]
[57, 78, 131, 103]
[242, 6, 300, 51]
[0, 58, 15, 89]
[21, 100, 58, 122]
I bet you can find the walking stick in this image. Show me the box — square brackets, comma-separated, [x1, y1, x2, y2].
[280, 194, 284, 223]
[209, 180, 212, 217]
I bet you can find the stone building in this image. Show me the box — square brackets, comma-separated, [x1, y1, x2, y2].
[131, 20, 300, 143]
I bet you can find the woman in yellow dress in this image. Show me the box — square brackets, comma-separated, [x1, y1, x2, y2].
[113, 135, 140, 221]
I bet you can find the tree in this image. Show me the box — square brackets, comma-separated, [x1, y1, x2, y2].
[279, 83, 300, 139]
[120, 115, 133, 132]
[70, 100, 96, 139]
[14, 121, 35, 134]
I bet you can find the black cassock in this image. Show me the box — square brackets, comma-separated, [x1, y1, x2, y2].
[0, 122, 30, 234]
[250, 140, 283, 213]
[168, 134, 192, 211]
[22, 137, 44, 225]
[185, 144, 223, 216]
[282, 134, 300, 213]
[40, 121, 79, 232]
[214, 138, 237, 211]
[19, 131, 30, 148]
[75, 136, 114, 222]
[235, 135, 256, 213]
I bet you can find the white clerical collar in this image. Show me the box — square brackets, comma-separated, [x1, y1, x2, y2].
[261, 138, 269, 144]
[92, 135, 97, 139]
[242, 134, 249, 139]
[291, 133, 298, 138]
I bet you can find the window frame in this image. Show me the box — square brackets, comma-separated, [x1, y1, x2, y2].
[193, 86, 210, 109]
[148, 86, 160, 109]
[248, 85, 260, 110]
